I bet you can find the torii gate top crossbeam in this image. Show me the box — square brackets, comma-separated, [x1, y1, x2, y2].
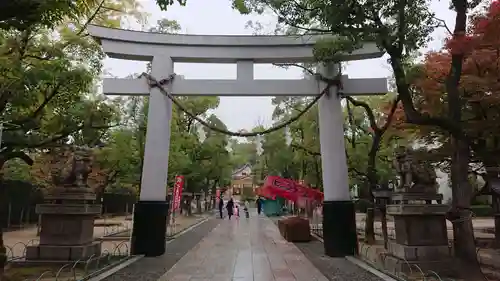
[88, 25, 384, 63]
[89, 25, 388, 96]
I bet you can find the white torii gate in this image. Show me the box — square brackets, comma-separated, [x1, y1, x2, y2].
[88, 25, 388, 258]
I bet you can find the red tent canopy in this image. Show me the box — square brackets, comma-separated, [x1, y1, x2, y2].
[255, 185, 276, 199]
[258, 176, 323, 203]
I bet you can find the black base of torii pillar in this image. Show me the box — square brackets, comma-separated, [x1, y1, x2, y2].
[322, 201, 358, 256]
[130, 201, 170, 256]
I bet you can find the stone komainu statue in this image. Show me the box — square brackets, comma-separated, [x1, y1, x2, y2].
[393, 146, 438, 194]
[51, 145, 94, 188]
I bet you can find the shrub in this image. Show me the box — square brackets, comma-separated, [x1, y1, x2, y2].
[471, 205, 494, 217]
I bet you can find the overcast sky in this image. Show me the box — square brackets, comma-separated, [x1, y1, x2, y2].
[103, 0, 455, 133]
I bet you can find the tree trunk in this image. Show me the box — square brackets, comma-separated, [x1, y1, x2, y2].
[364, 207, 376, 244]
[445, 1, 484, 276]
[211, 180, 218, 209]
[491, 192, 500, 247]
[0, 227, 5, 281]
[19, 208, 24, 228]
[0, 163, 7, 281]
[314, 158, 321, 189]
[187, 198, 193, 216]
[346, 97, 399, 245]
[364, 133, 381, 245]
[380, 208, 389, 249]
[196, 197, 202, 214]
[495, 198, 500, 247]
[449, 139, 482, 277]
[481, 163, 500, 246]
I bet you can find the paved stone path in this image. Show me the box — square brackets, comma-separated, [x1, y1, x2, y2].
[100, 217, 221, 281]
[158, 215, 329, 281]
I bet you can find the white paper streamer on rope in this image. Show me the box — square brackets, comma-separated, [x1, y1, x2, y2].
[255, 134, 263, 156]
[196, 122, 206, 143]
[285, 126, 292, 146]
[225, 142, 233, 153]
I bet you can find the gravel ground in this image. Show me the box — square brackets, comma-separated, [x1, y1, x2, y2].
[99, 217, 221, 281]
[294, 238, 384, 281]
[268, 216, 384, 281]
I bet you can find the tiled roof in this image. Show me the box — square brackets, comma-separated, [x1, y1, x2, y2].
[232, 163, 251, 175]
[232, 174, 253, 180]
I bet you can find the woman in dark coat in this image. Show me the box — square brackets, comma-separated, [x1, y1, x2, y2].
[226, 198, 234, 220]
[256, 197, 263, 215]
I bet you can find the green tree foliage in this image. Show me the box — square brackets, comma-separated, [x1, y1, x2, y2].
[117, 95, 233, 194]
[229, 140, 257, 168]
[0, 0, 144, 276]
[0, 0, 142, 169]
[154, 0, 187, 11]
[102, 19, 233, 197]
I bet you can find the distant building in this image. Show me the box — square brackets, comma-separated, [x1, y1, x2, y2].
[230, 164, 258, 197]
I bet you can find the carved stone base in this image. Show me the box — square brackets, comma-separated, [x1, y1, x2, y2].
[387, 203, 449, 246]
[45, 187, 97, 201]
[384, 254, 457, 278]
[388, 242, 451, 261]
[391, 192, 443, 204]
[26, 242, 101, 261]
[38, 213, 97, 246]
[36, 204, 102, 215]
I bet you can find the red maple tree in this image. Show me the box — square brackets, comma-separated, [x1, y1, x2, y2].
[390, 0, 500, 153]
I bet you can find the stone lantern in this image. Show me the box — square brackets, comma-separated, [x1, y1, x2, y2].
[384, 146, 455, 277]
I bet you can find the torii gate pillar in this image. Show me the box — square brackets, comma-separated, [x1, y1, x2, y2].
[318, 64, 358, 256]
[130, 56, 173, 257]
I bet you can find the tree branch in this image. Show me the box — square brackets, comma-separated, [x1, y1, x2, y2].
[0, 150, 34, 169]
[389, 58, 465, 139]
[290, 143, 320, 156]
[381, 97, 400, 131]
[6, 84, 63, 130]
[345, 96, 400, 135]
[3, 123, 119, 149]
[349, 167, 368, 178]
[433, 16, 453, 35]
[273, 63, 342, 86]
[345, 96, 379, 132]
[78, 0, 106, 36]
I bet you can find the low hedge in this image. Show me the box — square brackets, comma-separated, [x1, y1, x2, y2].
[355, 199, 371, 213]
[471, 205, 494, 217]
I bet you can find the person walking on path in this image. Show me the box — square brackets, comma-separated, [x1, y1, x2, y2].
[226, 198, 235, 220]
[218, 197, 224, 219]
[256, 197, 263, 215]
[235, 204, 240, 219]
[243, 200, 250, 218]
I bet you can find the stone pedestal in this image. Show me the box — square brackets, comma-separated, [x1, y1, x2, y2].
[26, 187, 102, 261]
[385, 193, 456, 277]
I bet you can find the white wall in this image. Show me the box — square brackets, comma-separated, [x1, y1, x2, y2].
[436, 168, 452, 204]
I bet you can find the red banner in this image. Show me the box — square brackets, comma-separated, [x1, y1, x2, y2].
[259, 176, 323, 203]
[172, 175, 184, 211]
